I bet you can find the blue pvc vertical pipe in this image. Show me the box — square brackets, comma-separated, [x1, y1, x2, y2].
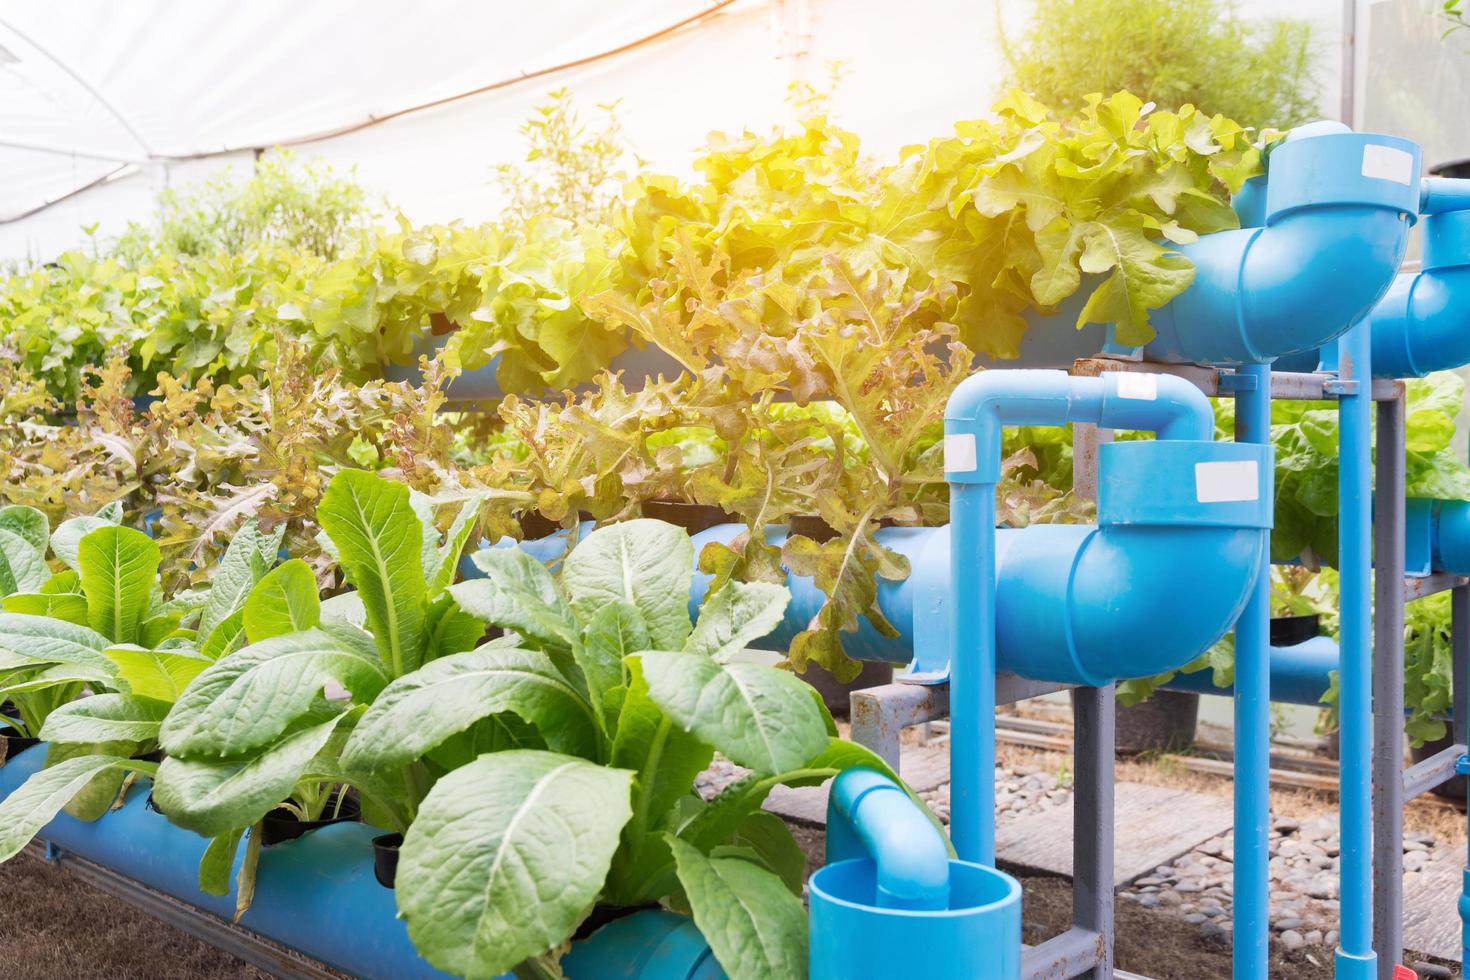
[1337, 322, 1378, 980]
[949, 482, 997, 866]
[1233, 363, 1272, 980]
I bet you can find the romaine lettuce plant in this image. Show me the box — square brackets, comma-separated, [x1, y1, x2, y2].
[354, 518, 918, 980]
[0, 511, 284, 866]
[151, 469, 485, 915]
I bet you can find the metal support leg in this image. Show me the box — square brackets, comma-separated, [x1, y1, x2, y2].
[1072, 685, 1114, 979]
[1071, 423, 1112, 504]
[1454, 585, 1469, 757]
[1372, 394, 1407, 979]
[1454, 586, 1470, 976]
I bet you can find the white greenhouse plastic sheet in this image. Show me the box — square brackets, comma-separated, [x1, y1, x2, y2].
[0, 0, 1349, 262]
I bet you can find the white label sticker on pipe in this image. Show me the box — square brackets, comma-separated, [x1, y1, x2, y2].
[944, 434, 977, 473]
[1115, 373, 1158, 400]
[1195, 460, 1259, 503]
[1361, 144, 1414, 187]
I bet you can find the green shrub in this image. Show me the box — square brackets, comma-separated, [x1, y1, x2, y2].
[112, 151, 377, 262]
[1002, 0, 1321, 130]
[492, 87, 637, 226]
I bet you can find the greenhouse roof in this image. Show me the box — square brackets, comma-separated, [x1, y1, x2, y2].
[0, 0, 738, 223]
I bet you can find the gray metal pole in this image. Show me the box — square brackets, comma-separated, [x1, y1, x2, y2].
[1454, 585, 1468, 750]
[1372, 393, 1407, 978]
[1072, 684, 1115, 978]
[1340, 0, 1357, 126]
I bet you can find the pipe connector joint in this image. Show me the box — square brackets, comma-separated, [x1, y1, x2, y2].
[1423, 176, 1470, 216]
[943, 369, 1213, 484]
[826, 768, 951, 912]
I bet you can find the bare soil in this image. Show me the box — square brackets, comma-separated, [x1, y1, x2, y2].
[0, 850, 272, 979]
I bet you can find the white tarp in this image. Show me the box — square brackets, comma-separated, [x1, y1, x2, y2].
[0, 0, 1352, 263]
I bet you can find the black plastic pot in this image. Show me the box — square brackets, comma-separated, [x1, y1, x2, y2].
[515, 510, 595, 541]
[1431, 158, 1470, 179]
[260, 792, 361, 847]
[1410, 731, 1467, 802]
[572, 903, 660, 942]
[801, 660, 896, 718]
[2, 735, 39, 762]
[1106, 689, 1200, 756]
[788, 514, 906, 544]
[1270, 614, 1321, 648]
[372, 832, 402, 888]
[639, 500, 737, 534]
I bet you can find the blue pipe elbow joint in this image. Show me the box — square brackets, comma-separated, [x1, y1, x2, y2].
[825, 767, 952, 911]
[1148, 130, 1421, 365]
[685, 372, 1273, 687]
[993, 437, 1271, 685]
[1369, 208, 1470, 377]
[944, 369, 1272, 686]
[992, 127, 1421, 370]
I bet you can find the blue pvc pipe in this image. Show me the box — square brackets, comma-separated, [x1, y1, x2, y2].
[0, 747, 457, 980]
[1420, 498, 1470, 576]
[825, 768, 950, 911]
[808, 858, 1020, 980]
[1336, 323, 1377, 979]
[1151, 131, 1419, 367]
[474, 505, 1270, 692]
[1368, 209, 1470, 378]
[1161, 635, 1338, 706]
[1422, 176, 1470, 215]
[941, 370, 1268, 867]
[0, 747, 719, 980]
[1232, 362, 1272, 980]
[947, 483, 997, 866]
[943, 370, 1211, 866]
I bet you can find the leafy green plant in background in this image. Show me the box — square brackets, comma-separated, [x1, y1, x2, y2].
[1214, 372, 1470, 567]
[585, 88, 1264, 676]
[1443, 0, 1469, 40]
[492, 87, 639, 227]
[1320, 575, 1458, 748]
[1001, 0, 1320, 131]
[112, 152, 378, 262]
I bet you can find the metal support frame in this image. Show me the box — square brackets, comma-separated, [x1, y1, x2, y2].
[1373, 394, 1409, 978]
[850, 675, 1064, 774]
